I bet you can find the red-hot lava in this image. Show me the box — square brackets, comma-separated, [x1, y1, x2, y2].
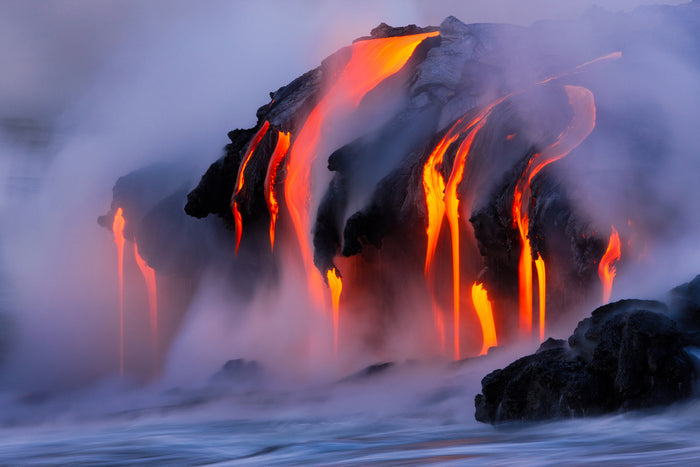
[422, 96, 507, 359]
[422, 118, 463, 355]
[471, 282, 498, 356]
[326, 267, 343, 355]
[419, 52, 619, 356]
[285, 31, 439, 305]
[599, 226, 621, 303]
[534, 255, 546, 341]
[232, 120, 271, 254]
[134, 243, 158, 361]
[443, 100, 507, 359]
[112, 207, 126, 376]
[264, 130, 291, 251]
[512, 85, 596, 340]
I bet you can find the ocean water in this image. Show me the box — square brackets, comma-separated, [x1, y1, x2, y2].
[1, 363, 699, 466]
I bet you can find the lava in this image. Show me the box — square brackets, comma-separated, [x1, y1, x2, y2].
[471, 282, 498, 356]
[232, 120, 270, 254]
[421, 121, 461, 355]
[326, 267, 343, 354]
[264, 130, 291, 251]
[422, 119, 463, 277]
[112, 207, 125, 376]
[512, 85, 596, 338]
[443, 100, 504, 359]
[422, 97, 505, 359]
[598, 226, 621, 303]
[134, 243, 158, 362]
[534, 255, 546, 341]
[285, 31, 439, 304]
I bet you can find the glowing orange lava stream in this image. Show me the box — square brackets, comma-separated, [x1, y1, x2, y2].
[285, 31, 439, 305]
[264, 130, 291, 251]
[326, 268, 343, 355]
[443, 99, 506, 359]
[232, 120, 271, 254]
[420, 51, 619, 354]
[512, 85, 596, 339]
[112, 208, 125, 377]
[134, 243, 158, 361]
[534, 255, 546, 341]
[471, 282, 498, 356]
[598, 226, 621, 303]
[422, 97, 506, 359]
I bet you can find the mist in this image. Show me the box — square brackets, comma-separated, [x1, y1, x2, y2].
[0, 0, 697, 417]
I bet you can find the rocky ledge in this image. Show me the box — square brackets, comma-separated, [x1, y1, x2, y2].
[475, 276, 700, 423]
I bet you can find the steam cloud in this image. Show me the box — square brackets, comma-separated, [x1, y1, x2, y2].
[0, 0, 697, 396]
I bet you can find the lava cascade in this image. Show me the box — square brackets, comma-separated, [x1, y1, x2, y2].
[512, 85, 596, 340]
[232, 120, 270, 254]
[284, 31, 439, 304]
[326, 268, 343, 354]
[264, 130, 291, 251]
[134, 243, 158, 362]
[112, 207, 126, 376]
[470, 282, 498, 356]
[598, 226, 621, 303]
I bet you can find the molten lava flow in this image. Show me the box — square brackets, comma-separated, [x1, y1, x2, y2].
[534, 255, 546, 341]
[285, 31, 439, 305]
[264, 130, 291, 251]
[326, 268, 343, 355]
[598, 226, 621, 303]
[112, 208, 125, 377]
[134, 243, 158, 360]
[422, 96, 507, 359]
[512, 85, 597, 338]
[422, 121, 462, 276]
[232, 120, 270, 254]
[421, 119, 465, 355]
[471, 282, 498, 356]
[443, 99, 506, 359]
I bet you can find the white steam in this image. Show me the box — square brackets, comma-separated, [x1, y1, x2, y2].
[0, 0, 695, 395]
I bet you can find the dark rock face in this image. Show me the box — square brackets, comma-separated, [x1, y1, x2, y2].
[475, 299, 696, 423]
[669, 275, 700, 330]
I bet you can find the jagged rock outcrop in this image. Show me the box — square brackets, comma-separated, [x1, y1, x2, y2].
[475, 296, 699, 424]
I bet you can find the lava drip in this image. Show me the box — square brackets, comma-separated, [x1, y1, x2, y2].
[232, 120, 270, 254]
[112, 208, 126, 376]
[134, 243, 158, 362]
[326, 267, 343, 355]
[471, 282, 498, 356]
[534, 255, 546, 341]
[285, 31, 439, 305]
[598, 226, 621, 303]
[264, 130, 291, 251]
[512, 85, 597, 339]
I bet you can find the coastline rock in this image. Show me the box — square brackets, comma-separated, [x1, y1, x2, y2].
[475, 299, 696, 423]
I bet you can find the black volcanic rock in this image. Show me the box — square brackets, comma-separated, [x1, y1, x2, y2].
[669, 275, 700, 330]
[185, 126, 258, 226]
[475, 299, 696, 424]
